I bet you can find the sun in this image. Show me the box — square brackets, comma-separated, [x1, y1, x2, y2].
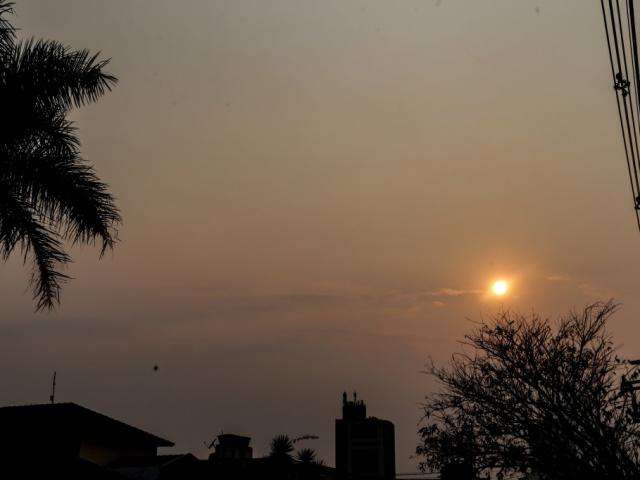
[491, 280, 509, 296]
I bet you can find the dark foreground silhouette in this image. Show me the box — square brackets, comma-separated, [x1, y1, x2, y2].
[0, 1, 120, 311]
[418, 301, 640, 480]
[0, 393, 395, 480]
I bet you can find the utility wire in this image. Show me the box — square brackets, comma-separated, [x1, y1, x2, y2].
[614, 0, 640, 194]
[601, 0, 637, 209]
[601, 0, 640, 230]
[625, 0, 640, 229]
[626, 0, 640, 126]
[609, 0, 639, 196]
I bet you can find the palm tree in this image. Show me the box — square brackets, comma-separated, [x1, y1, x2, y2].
[0, 2, 120, 310]
[269, 434, 294, 461]
[297, 447, 325, 480]
[296, 448, 318, 464]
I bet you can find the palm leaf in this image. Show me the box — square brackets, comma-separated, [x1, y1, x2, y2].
[0, 7, 119, 311]
[4, 148, 120, 253]
[0, 1, 14, 50]
[0, 186, 71, 310]
[4, 38, 117, 110]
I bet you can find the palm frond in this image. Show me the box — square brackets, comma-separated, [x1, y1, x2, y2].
[0, 186, 71, 310]
[4, 147, 120, 253]
[296, 448, 317, 464]
[0, 5, 119, 311]
[270, 435, 295, 458]
[0, 1, 15, 50]
[5, 38, 117, 110]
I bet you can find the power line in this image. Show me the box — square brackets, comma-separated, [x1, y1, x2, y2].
[614, 0, 640, 193]
[600, 0, 640, 230]
[602, 0, 639, 221]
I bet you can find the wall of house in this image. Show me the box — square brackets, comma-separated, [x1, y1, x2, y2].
[78, 440, 156, 466]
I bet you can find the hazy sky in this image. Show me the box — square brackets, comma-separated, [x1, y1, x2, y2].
[3, 0, 640, 472]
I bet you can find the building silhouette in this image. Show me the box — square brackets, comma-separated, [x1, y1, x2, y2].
[0, 402, 173, 465]
[0, 402, 178, 478]
[0, 398, 393, 479]
[0, 401, 338, 479]
[210, 433, 253, 460]
[335, 392, 395, 480]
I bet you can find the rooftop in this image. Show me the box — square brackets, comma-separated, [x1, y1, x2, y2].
[0, 402, 174, 448]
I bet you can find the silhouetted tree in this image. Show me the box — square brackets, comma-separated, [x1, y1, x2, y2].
[269, 434, 294, 462]
[417, 301, 640, 480]
[296, 447, 317, 464]
[296, 447, 326, 480]
[0, 2, 119, 310]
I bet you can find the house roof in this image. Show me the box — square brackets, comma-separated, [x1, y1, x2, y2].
[0, 402, 174, 448]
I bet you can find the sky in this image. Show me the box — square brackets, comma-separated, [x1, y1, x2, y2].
[3, 0, 640, 472]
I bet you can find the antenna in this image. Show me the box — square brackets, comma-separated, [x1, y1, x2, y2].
[49, 371, 56, 404]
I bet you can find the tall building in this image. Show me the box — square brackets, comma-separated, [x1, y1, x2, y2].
[335, 392, 395, 480]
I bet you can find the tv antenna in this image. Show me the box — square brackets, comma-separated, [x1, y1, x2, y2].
[49, 371, 57, 404]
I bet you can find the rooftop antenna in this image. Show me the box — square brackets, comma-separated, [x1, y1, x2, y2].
[49, 371, 56, 404]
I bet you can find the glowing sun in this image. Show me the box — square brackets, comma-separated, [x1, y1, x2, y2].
[491, 280, 509, 296]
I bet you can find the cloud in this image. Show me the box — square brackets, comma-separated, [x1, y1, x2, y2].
[432, 301, 446, 308]
[429, 288, 483, 298]
[546, 274, 571, 283]
[542, 274, 615, 299]
[578, 283, 615, 299]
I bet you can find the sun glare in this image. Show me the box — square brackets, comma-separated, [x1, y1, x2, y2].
[491, 280, 509, 296]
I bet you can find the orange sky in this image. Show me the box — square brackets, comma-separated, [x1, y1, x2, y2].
[3, 0, 640, 472]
